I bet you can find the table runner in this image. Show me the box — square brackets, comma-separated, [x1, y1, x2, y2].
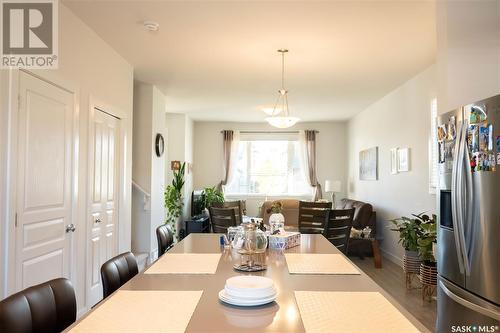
[145, 253, 222, 274]
[285, 253, 360, 275]
[70, 290, 203, 332]
[294, 291, 421, 333]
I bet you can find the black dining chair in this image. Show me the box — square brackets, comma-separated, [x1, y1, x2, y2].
[101, 252, 138, 299]
[209, 207, 237, 233]
[298, 201, 332, 234]
[213, 200, 244, 224]
[156, 224, 174, 258]
[324, 208, 355, 254]
[0, 278, 76, 333]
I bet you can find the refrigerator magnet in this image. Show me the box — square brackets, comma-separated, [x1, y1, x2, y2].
[496, 136, 500, 151]
[497, 153, 500, 165]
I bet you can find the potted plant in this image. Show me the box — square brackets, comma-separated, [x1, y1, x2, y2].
[267, 201, 285, 233]
[164, 162, 186, 238]
[417, 214, 438, 299]
[200, 186, 224, 215]
[390, 214, 423, 278]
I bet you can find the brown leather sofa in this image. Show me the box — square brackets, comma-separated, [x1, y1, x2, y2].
[260, 199, 300, 228]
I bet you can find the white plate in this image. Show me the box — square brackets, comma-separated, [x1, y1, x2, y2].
[219, 290, 276, 307]
[225, 276, 274, 292]
[225, 288, 277, 300]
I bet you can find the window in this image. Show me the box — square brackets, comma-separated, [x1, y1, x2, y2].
[429, 98, 438, 194]
[225, 134, 312, 196]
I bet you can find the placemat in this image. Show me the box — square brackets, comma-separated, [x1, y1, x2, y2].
[285, 253, 360, 275]
[70, 290, 203, 332]
[294, 291, 421, 333]
[145, 253, 222, 274]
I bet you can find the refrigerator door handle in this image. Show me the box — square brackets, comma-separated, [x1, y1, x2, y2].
[457, 121, 471, 276]
[451, 120, 465, 274]
[439, 280, 500, 321]
[462, 120, 473, 276]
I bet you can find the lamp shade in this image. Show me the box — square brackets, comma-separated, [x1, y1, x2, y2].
[325, 180, 341, 193]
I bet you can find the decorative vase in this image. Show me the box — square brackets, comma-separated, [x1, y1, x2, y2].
[269, 213, 285, 233]
[419, 262, 437, 302]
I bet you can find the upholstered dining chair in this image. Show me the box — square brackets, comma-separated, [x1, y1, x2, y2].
[298, 201, 332, 234]
[213, 200, 244, 224]
[209, 207, 237, 233]
[0, 278, 76, 333]
[324, 208, 355, 254]
[101, 252, 138, 299]
[156, 224, 174, 258]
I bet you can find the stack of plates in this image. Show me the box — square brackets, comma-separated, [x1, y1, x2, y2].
[219, 276, 277, 307]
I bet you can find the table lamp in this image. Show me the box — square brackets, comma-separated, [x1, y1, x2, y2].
[325, 180, 341, 208]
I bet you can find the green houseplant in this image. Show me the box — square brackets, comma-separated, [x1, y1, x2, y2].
[164, 162, 186, 237]
[201, 186, 224, 210]
[416, 213, 437, 264]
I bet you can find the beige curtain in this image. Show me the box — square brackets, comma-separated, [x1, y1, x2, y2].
[218, 130, 239, 192]
[299, 130, 322, 201]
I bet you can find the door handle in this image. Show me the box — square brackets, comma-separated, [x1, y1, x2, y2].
[95, 218, 102, 223]
[65, 224, 76, 233]
[439, 280, 500, 320]
[451, 120, 465, 274]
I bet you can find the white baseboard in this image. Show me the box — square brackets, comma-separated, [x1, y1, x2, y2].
[380, 248, 403, 268]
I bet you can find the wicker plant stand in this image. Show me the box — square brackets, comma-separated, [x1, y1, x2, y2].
[403, 251, 421, 290]
[419, 263, 437, 302]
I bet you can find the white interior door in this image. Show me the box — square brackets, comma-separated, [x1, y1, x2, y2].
[88, 108, 120, 307]
[15, 72, 75, 291]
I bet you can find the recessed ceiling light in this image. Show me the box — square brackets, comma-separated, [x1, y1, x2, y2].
[143, 21, 159, 31]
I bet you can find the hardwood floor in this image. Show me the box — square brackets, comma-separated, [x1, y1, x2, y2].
[350, 256, 437, 332]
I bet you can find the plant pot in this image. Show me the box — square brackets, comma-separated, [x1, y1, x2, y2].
[419, 262, 437, 285]
[403, 250, 421, 274]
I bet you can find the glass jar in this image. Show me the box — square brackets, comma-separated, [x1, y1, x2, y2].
[237, 223, 268, 255]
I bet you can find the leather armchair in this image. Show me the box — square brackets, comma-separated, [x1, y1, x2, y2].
[101, 252, 138, 299]
[0, 278, 76, 333]
[337, 198, 376, 232]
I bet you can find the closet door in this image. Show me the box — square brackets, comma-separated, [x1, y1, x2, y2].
[15, 72, 75, 290]
[88, 108, 120, 306]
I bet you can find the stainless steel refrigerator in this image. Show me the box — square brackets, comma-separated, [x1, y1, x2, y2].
[437, 94, 500, 332]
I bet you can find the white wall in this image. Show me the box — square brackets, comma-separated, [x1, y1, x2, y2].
[437, 0, 500, 114]
[165, 113, 194, 220]
[193, 121, 347, 216]
[131, 82, 167, 262]
[346, 65, 437, 264]
[0, 4, 133, 314]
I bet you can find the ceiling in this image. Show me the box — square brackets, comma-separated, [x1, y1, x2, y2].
[64, 0, 436, 122]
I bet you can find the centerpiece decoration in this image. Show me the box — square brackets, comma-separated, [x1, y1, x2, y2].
[164, 162, 186, 239]
[233, 223, 268, 272]
[267, 201, 285, 234]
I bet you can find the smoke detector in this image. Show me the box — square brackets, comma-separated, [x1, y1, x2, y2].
[143, 21, 159, 31]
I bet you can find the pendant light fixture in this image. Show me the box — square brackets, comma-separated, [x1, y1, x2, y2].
[265, 49, 300, 128]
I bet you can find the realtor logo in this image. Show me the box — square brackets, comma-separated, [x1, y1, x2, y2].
[1, 0, 58, 68]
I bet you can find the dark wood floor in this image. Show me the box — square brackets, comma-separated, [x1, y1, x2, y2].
[350, 256, 436, 332]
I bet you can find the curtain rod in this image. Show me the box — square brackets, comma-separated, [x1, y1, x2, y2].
[220, 130, 319, 134]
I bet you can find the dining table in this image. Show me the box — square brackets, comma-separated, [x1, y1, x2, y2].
[67, 233, 430, 332]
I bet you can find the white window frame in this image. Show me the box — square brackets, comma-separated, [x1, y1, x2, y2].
[429, 97, 438, 194]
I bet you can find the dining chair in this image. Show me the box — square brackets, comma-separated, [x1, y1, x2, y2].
[156, 224, 174, 258]
[324, 208, 355, 254]
[209, 207, 237, 233]
[0, 278, 76, 333]
[298, 201, 332, 234]
[101, 252, 138, 299]
[212, 200, 243, 224]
